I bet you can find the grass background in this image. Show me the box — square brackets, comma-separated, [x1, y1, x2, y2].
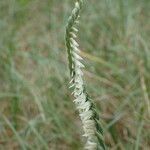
[0, 0, 150, 149]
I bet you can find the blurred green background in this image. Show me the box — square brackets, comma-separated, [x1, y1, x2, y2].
[0, 0, 150, 149]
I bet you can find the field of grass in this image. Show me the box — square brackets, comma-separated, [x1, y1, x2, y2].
[0, 0, 150, 149]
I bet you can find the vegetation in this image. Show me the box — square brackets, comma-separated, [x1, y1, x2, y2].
[66, 0, 105, 149]
[0, 0, 149, 149]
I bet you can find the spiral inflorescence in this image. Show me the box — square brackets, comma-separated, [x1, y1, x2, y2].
[65, 1, 106, 149]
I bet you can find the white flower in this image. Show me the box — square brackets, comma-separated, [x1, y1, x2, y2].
[65, 1, 106, 149]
